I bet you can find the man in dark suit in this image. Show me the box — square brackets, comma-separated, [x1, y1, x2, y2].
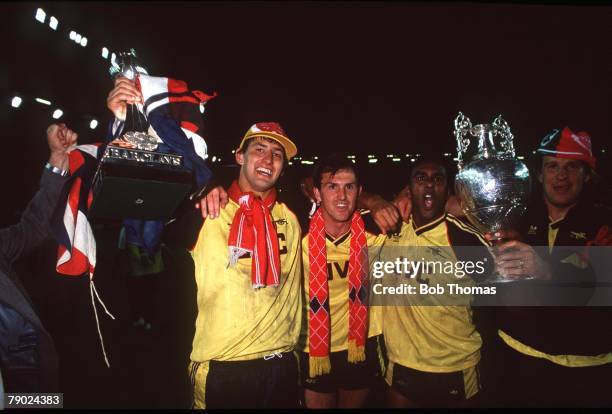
[0, 123, 76, 392]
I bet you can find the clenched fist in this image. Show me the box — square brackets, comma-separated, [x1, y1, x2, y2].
[47, 123, 78, 171]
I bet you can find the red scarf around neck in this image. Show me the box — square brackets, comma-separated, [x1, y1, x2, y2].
[307, 208, 368, 377]
[227, 180, 281, 288]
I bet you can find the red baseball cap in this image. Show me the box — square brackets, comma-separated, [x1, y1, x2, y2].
[536, 126, 596, 169]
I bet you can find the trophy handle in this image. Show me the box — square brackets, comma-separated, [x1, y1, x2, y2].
[454, 112, 472, 169]
[109, 48, 148, 80]
[492, 115, 516, 158]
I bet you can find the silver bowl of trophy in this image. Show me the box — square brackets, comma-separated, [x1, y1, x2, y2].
[453, 112, 532, 283]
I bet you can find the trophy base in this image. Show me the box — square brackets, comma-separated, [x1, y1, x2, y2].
[89, 145, 194, 221]
[480, 235, 536, 284]
[480, 271, 536, 284]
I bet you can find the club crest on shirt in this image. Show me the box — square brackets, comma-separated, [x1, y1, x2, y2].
[528, 225, 538, 235]
[570, 231, 587, 240]
[428, 246, 446, 259]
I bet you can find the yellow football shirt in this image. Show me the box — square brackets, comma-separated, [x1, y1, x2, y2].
[298, 231, 387, 353]
[381, 215, 483, 373]
[190, 198, 302, 362]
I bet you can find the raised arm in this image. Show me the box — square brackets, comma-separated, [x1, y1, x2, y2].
[0, 124, 76, 263]
[358, 190, 401, 234]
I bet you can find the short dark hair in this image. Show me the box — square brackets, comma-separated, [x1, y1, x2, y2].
[312, 154, 360, 189]
[410, 155, 450, 181]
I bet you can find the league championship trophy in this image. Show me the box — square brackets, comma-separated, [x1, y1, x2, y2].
[453, 112, 532, 282]
[89, 49, 194, 220]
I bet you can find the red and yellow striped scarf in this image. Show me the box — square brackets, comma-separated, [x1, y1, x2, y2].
[307, 208, 369, 377]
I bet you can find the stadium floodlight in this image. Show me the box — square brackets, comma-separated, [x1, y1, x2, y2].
[369, 158, 378, 164]
[11, 96, 22, 108]
[35, 8, 46, 23]
[80, 37, 88, 47]
[211, 156, 217, 162]
[35, 98, 51, 105]
[90, 119, 98, 129]
[101, 47, 109, 59]
[69, 31, 76, 40]
[52, 109, 63, 119]
[110, 52, 117, 64]
[392, 158, 401, 162]
[74, 33, 82, 43]
[49, 16, 58, 30]
[410, 158, 416, 162]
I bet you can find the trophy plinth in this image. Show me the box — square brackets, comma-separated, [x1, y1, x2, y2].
[453, 112, 532, 283]
[89, 145, 192, 220]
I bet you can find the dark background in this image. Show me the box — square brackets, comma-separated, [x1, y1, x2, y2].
[1, 1, 611, 408]
[1, 1, 611, 222]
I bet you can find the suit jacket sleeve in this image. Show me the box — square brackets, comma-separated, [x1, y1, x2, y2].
[0, 169, 68, 266]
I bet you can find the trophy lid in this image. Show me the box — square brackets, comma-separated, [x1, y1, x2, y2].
[109, 48, 149, 80]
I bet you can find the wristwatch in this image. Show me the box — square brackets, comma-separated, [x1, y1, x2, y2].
[44, 162, 69, 177]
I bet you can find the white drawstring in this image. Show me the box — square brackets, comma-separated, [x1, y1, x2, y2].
[89, 276, 115, 368]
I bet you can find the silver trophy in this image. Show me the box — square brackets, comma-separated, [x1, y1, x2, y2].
[453, 112, 532, 282]
[88, 49, 193, 220]
[109, 49, 158, 151]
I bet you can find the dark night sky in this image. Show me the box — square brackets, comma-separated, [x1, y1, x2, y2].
[1, 1, 611, 219]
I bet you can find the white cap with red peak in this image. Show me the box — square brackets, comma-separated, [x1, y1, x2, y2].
[237, 122, 298, 160]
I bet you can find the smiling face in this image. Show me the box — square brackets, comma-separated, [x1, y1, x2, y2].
[540, 156, 589, 211]
[314, 169, 361, 227]
[409, 161, 448, 227]
[236, 137, 285, 197]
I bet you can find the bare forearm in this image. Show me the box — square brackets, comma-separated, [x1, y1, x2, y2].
[358, 190, 401, 234]
[358, 190, 387, 211]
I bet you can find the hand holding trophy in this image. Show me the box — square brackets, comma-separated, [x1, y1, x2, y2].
[89, 49, 194, 220]
[453, 112, 534, 283]
[109, 50, 159, 151]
